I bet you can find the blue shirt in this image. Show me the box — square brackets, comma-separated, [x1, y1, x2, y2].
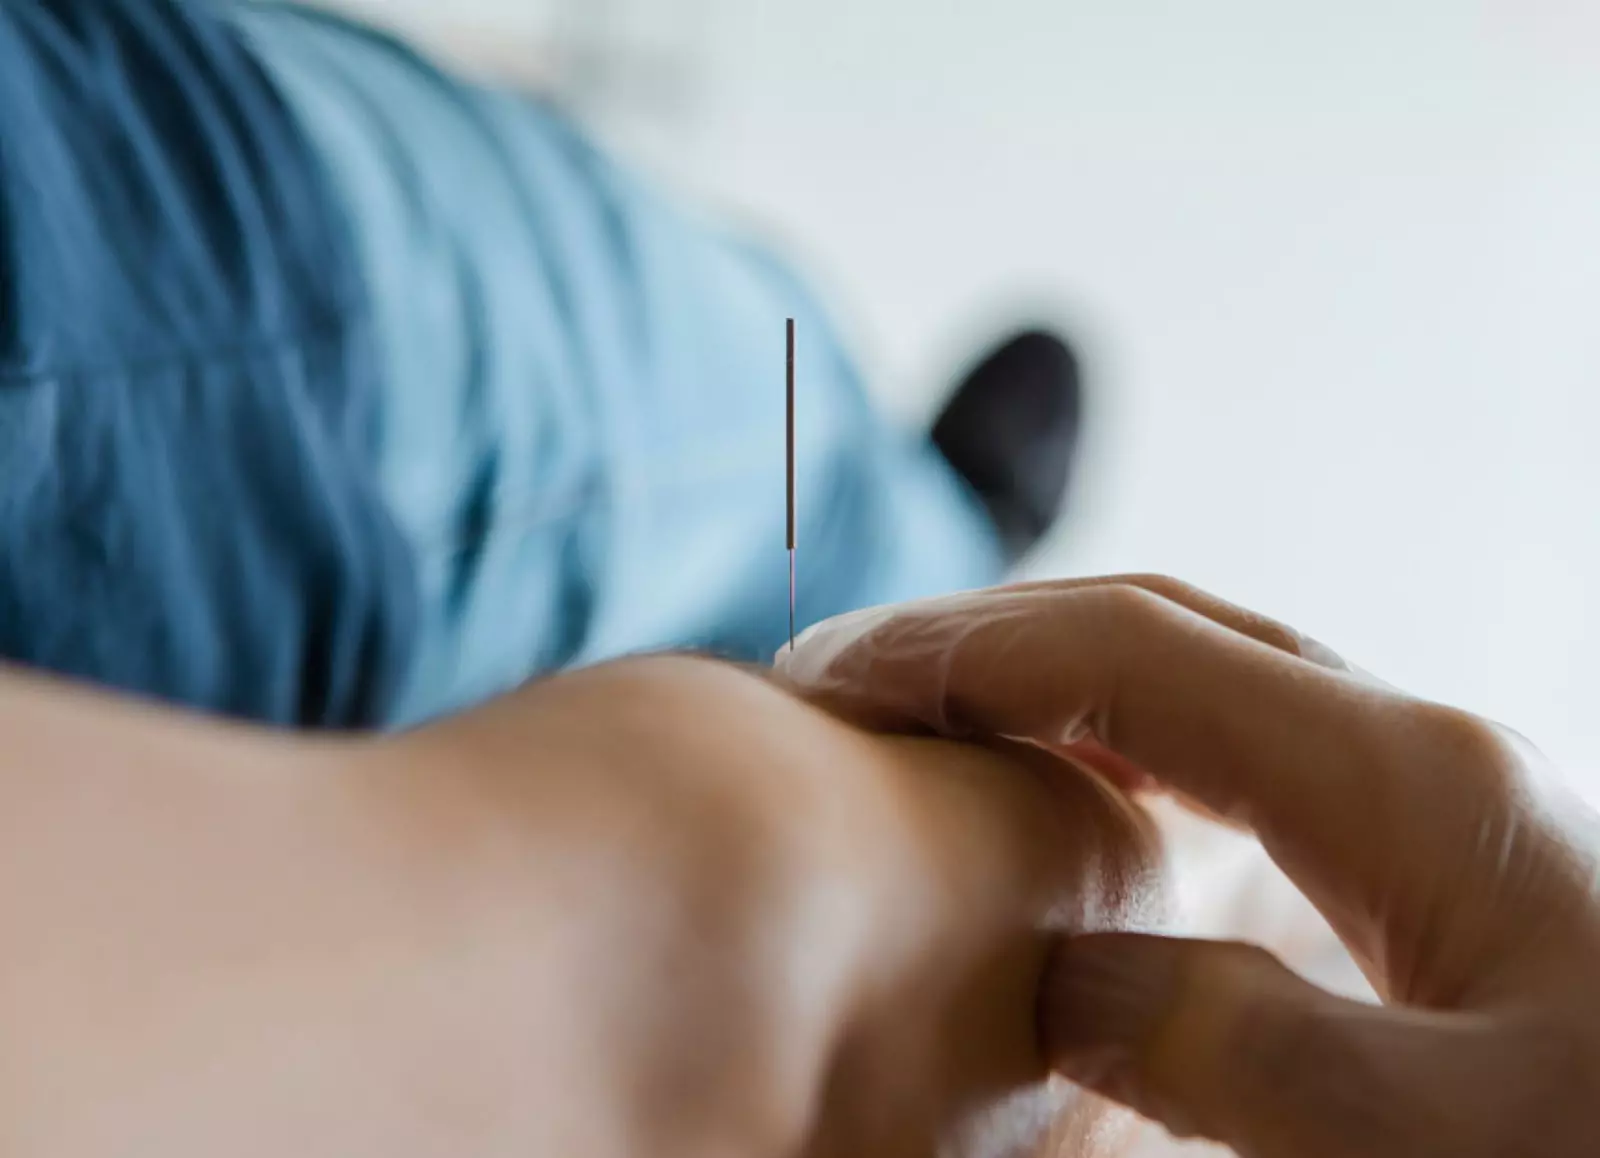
[0, 0, 418, 726]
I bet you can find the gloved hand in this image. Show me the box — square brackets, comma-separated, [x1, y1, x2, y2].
[776, 576, 1600, 1158]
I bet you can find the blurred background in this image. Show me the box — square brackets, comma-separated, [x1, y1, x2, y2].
[328, 0, 1600, 792]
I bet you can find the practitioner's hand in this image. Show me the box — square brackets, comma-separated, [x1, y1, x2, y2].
[777, 577, 1600, 1157]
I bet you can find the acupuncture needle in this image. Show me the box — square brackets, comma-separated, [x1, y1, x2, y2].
[787, 317, 796, 653]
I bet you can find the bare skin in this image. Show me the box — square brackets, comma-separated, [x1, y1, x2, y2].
[0, 657, 1160, 1158]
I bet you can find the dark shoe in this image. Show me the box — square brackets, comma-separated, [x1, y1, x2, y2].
[932, 328, 1083, 563]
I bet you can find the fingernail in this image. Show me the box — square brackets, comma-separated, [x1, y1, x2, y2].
[1295, 634, 1349, 671]
[1296, 634, 1404, 691]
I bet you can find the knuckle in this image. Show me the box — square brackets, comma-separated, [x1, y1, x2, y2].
[1409, 702, 1504, 752]
[1404, 703, 1526, 790]
[1093, 582, 1178, 637]
[1391, 707, 1543, 851]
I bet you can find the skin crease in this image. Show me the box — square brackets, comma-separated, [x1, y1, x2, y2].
[0, 657, 1161, 1158]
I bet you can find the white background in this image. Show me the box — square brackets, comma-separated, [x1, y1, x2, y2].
[342, 0, 1600, 789]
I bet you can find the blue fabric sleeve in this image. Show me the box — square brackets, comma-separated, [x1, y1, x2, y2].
[0, 0, 419, 726]
[236, 5, 1005, 721]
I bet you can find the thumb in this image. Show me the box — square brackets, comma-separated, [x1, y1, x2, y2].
[1040, 933, 1507, 1158]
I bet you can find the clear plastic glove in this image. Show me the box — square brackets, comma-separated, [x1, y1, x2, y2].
[776, 576, 1600, 1158]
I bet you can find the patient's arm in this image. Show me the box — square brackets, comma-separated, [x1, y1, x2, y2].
[0, 657, 1161, 1158]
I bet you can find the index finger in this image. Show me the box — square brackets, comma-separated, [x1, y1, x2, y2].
[774, 581, 1445, 942]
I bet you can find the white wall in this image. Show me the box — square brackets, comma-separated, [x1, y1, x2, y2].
[360, 0, 1600, 785]
[627, 0, 1600, 787]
